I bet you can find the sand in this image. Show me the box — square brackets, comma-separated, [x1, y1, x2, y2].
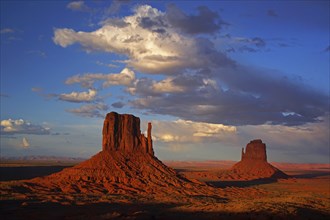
[1, 160, 329, 219]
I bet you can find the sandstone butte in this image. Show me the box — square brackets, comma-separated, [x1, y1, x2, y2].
[3, 112, 288, 200]
[230, 139, 288, 180]
[24, 112, 216, 197]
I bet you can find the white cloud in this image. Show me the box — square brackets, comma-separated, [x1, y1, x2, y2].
[53, 5, 232, 74]
[66, 103, 109, 118]
[65, 68, 135, 88]
[103, 68, 135, 87]
[22, 137, 30, 148]
[53, 4, 328, 127]
[127, 77, 186, 95]
[1, 119, 50, 135]
[151, 77, 185, 93]
[59, 89, 97, 103]
[151, 119, 237, 143]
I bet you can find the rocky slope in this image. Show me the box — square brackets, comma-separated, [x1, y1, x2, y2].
[22, 112, 215, 197]
[229, 139, 288, 180]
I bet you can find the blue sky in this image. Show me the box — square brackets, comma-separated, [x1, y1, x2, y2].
[1, 1, 329, 163]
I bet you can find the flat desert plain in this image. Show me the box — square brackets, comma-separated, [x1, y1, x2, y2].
[1, 160, 329, 220]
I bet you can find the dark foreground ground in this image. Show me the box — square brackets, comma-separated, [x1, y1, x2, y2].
[1, 161, 329, 220]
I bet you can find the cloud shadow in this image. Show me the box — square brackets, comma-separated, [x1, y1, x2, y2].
[1, 199, 329, 220]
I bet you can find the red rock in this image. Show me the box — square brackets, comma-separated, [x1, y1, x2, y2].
[231, 139, 288, 180]
[241, 139, 267, 162]
[25, 112, 213, 196]
[102, 112, 153, 155]
[147, 122, 153, 155]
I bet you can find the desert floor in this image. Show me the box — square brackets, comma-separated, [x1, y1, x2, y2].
[1, 160, 329, 220]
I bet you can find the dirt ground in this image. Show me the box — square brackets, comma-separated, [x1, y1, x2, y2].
[1, 161, 329, 220]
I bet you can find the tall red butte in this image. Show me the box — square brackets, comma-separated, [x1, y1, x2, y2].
[27, 112, 213, 196]
[231, 139, 288, 179]
[102, 112, 154, 155]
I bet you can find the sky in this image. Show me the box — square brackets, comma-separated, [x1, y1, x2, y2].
[0, 0, 329, 163]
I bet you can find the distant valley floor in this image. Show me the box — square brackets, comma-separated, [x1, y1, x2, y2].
[1, 160, 329, 220]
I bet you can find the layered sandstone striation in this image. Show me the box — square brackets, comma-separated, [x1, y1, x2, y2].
[230, 139, 288, 180]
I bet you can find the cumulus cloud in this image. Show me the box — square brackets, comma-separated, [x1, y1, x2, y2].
[127, 75, 195, 96]
[22, 137, 30, 148]
[66, 103, 109, 118]
[151, 119, 236, 143]
[103, 68, 135, 87]
[65, 68, 135, 88]
[54, 4, 329, 126]
[59, 89, 97, 103]
[1, 119, 50, 135]
[151, 77, 186, 93]
[67, 1, 90, 12]
[127, 72, 219, 97]
[131, 65, 328, 126]
[53, 5, 233, 74]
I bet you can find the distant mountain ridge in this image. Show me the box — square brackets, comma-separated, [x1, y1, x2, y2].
[0, 155, 86, 161]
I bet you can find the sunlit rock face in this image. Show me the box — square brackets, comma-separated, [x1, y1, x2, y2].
[24, 112, 214, 196]
[102, 112, 154, 155]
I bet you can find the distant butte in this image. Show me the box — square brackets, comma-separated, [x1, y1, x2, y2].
[230, 139, 288, 180]
[241, 139, 267, 161]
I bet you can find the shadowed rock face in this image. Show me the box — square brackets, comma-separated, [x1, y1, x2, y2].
[102, 112, 153, 155]
[241, 139, 267, 162]
[231, 139, 288, 180]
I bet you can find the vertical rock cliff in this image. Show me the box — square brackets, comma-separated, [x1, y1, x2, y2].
[241, 139, 267, 162]
[102, 112, 153, 155]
